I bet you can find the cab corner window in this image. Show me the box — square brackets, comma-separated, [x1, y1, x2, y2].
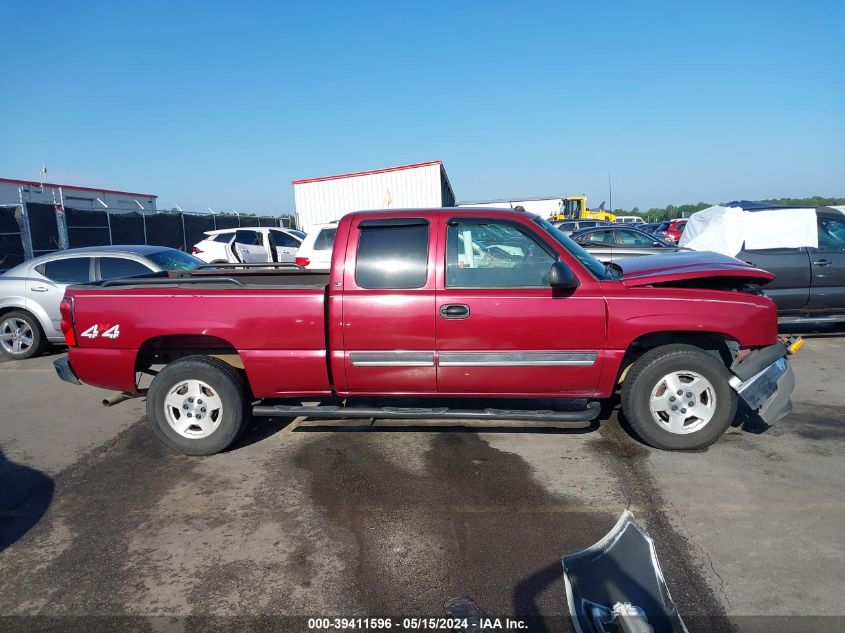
[446, 220, 555, 287]
[355, 223, 429, 289]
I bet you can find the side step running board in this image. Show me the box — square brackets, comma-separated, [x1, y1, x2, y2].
[252, 401, 601, 422]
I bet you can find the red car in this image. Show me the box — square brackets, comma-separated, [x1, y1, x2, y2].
[54, 208, 795, 454]
[655, 219, 688, 244]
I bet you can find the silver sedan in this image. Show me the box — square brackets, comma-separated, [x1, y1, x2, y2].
[0, 245, 201, 360]
[570, 226, 683, 263]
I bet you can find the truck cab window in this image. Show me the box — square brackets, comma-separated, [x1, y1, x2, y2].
[355, 223, 429, 289]
[446, 221, 555, 287]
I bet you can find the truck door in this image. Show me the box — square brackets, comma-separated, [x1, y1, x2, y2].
[807, 213, 845, 312]
[738, 247, 811, 313]
[435, 216, 606, 396]
[340, 216, 437, 393]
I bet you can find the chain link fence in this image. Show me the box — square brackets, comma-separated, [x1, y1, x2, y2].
[0, 201, 292, 272]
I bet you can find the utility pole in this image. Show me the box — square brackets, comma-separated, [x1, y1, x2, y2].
[608, 172, 613, 212]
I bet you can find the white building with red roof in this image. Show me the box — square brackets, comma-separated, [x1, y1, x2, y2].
[292, 160, 455, 232]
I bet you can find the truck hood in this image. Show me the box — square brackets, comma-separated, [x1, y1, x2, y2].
[615, 250, 775, 287]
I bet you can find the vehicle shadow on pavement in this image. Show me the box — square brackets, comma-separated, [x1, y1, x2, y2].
[0, 448, 54, 551]
[292, 427, 618, 627]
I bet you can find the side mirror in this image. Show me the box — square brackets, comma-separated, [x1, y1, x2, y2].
[549, 261, 580, 289]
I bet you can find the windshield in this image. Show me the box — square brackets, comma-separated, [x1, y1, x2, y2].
[147, 249, 203, 271]
[532, 217, 613, 280]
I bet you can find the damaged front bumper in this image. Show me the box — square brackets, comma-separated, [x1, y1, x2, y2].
[729, 343, 795, 425]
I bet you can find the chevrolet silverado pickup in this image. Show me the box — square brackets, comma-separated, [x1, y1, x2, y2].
[54, 208, 796, 454]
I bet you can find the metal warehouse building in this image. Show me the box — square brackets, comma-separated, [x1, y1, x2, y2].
[292, 160, 455, 232]
[0, 177, 157, 211]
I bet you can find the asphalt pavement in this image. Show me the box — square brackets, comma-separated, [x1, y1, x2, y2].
[0, 335, 843, 632]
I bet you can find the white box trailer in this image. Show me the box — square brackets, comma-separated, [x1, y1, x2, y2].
[292, 160, 456, 233]
[458, 196, 564, 217]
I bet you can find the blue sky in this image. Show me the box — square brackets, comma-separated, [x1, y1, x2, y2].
[1, 0, 843, 213]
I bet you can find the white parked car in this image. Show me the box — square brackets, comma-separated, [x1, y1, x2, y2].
[616, 216, 645, 224]
[191, 228, 304, 264]
[294, 223, 338, 270]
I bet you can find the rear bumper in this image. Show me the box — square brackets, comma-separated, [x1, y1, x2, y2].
[53, 355, 82, 386]
[730, 346, 795, 425]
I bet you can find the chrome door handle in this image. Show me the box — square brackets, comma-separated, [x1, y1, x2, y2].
[31, 286, 49, 292]
[813, 259, 830, 267]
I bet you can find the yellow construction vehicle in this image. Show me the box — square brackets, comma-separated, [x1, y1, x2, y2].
[548, 196, 616, 223]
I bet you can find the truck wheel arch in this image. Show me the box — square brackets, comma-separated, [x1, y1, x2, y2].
[134, 335, 245, 381]
[616, 331, 739, 386]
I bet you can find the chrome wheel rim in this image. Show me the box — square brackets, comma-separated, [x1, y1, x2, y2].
[649, 370, 716, 434]
[163, 379, 224, 439]
[0, 318, 34, 355]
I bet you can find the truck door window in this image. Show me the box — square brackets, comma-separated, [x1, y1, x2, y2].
[446, 221, 555, 287]
[355, 223, 429, 289]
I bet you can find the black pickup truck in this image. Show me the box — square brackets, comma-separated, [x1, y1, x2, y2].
[733, 206, 845, 322]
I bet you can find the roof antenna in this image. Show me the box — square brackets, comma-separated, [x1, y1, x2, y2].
[39, 163, 47, 187]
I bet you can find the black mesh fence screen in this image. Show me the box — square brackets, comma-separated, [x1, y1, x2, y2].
[66, 207, 110, 248]
[0, 206, 24, 271]
[68, 227, 110, 248]
[110, 212, 146, 245]
[213, 215, 240, 230]
[0, 206, 20, 233]
[0, 235, 25, 270]
[17, 205, 289, 260]
[26, 203, 61, 254]
[183, 214, 216, 250]
[66, 207, 108, 228]
[144, 213, 184, 249]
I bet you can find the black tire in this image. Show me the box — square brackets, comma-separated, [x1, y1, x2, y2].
[621, 344, 737, 450]
[0, 310, 47, 360]
[146, 355, 250, 455]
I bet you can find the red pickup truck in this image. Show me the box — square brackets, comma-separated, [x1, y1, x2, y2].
[54, 208, 795, 454]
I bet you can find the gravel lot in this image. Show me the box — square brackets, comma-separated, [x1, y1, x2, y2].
[0, 333, 843, 632]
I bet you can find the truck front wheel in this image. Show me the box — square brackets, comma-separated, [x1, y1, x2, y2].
[621, 344, 737, 450]
[146, 356, 250, 455]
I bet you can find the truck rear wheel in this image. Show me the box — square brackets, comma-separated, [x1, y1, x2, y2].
[146, 356, 250, 455]
[621, 344, 737, 450]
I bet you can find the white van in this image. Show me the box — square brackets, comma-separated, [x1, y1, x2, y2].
[616, 216, 645, 224]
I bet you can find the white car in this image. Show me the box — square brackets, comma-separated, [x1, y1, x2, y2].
[191, 228, 303, 264]
[616, 216, 645, 224]
[294, 223, 338, 270]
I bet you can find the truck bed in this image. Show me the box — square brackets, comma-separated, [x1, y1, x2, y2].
[65, 269, 333, 397]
